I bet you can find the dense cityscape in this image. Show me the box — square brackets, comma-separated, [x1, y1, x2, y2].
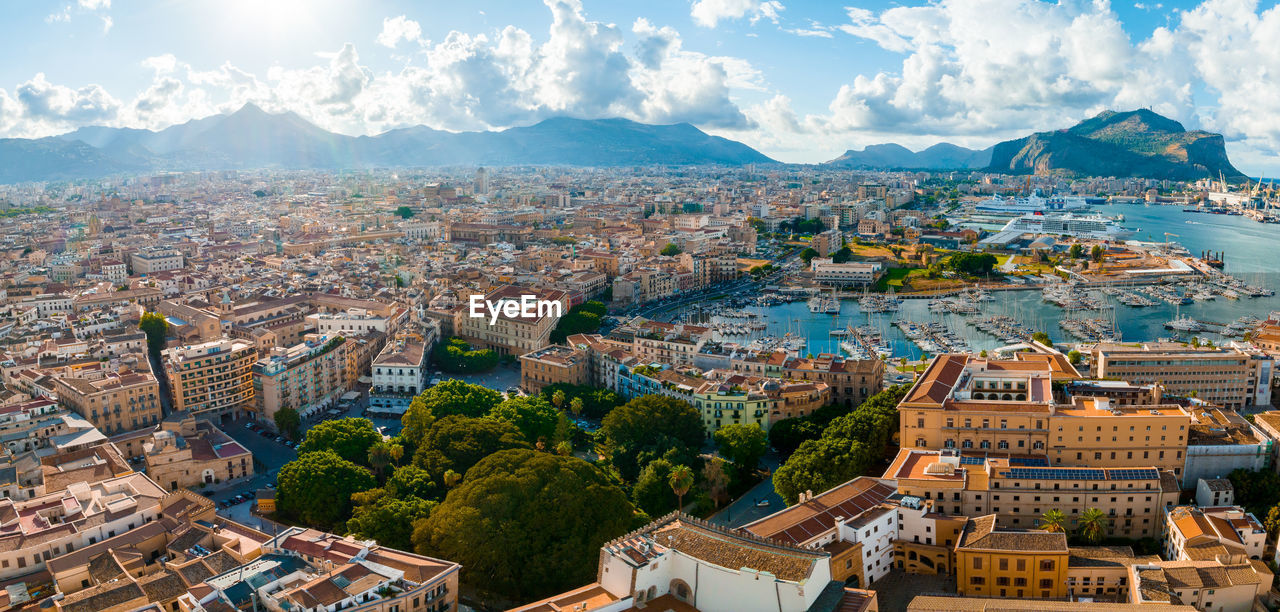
[5, 1, 1280, 612]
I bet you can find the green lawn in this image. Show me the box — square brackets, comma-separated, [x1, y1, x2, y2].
[874, 267, 915, 291]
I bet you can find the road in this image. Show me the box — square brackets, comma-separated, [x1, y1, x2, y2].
[707, 451, 784, 529]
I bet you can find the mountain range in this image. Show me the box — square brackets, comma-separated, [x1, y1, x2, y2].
[0, 104, 776, 183]
[0, 105, 1246, 183]
[824, 109, 1243, 180]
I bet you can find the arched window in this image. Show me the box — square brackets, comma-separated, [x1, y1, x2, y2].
[1002, 393, 1013, 401]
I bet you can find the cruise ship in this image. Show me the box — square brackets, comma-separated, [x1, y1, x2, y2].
[975, 194, 1091, 214]
[1000, 212, 1134, 240]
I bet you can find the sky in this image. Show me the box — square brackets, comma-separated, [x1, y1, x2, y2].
[3, 0, 1280, 175]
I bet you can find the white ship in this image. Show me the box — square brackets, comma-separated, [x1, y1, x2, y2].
[975, 194, 1091, 214]
[1000, 212, 1134, 240]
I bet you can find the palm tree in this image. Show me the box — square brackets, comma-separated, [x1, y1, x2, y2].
[1038, 509, 1066, 533]
[669, 465, 694, 511]
[551, 389, 566, 410]
[388, 443, 404, 465]
[367, 443, 391, 478]
[569, 397, 584, 418]
[1078, 508, 1109, 543]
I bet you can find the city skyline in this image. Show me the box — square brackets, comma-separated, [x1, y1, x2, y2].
[4, 0, 1280, 175]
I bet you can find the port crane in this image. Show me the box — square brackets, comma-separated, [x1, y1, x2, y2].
[1164, 232, 1178, 246]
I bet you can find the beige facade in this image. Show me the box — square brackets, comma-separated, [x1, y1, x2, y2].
[53, 357, 163, 435]
[519, 344, 590, 393]
[1093, 342, 1268, 409]
[253, 333, 356, 423]
[143, 416, 254, 492]
[456, 285, 569, 356]
[164, 338, 257, 421]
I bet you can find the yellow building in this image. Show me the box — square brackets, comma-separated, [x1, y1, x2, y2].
[886, 449, 1180, 538]
[456, 285, 569, 356]
[898, 353, 1193, 478]
[1093, 342, 1270, 409]
[955, 515, 1070, 600]
[519, 344, 590, 393]
[164, 338, 258, 421]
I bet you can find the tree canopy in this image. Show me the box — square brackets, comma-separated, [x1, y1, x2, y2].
[412, 449, 634, 601]
[433, 337, 500, 374]
[772, 385, 907, 504]
[276, 450, 375, 531]
[394, 206, 415, 219]
[600, 394, 705, 481]
[660, 243, 681, 256]
[274, 407, 301, 440]
[487, 396, 562, 446]
[346, 489, 434, 551]
[138, 312, 168, 356]
[297, 417, 382, 466]
[632, 458, 679, 516]
[402, 380, 505, 446]
[713, 423, 767, 478]
[948, 252, 998, 276]
[538, 383, 624, 419]
[412, 415, 530, 480]
[549, 301, 606, 344]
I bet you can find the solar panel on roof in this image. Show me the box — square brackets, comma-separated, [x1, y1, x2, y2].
[960, 456, 985, 465]
[1009, 457, 1049, 467]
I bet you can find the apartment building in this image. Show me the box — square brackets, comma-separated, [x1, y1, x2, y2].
[0, 471, 166, 580]
[743, 477, 898, 588]
[519, 344, 590, 394]
[887, 449, 1180, 538]
[1130, 559, 1271, 611]
[1093, 342, 1272, 409]
[52, 356, 163, 435]
[130, 247, 184, 274]
[369, 337, 428, 414]
[1164, 505, 1266, 562]
[609, 318, 710, 367]
[253, 333, 355, 423]
[778, 353, 884, 408]
[455, 285, 569, 357]
[143, 415, 253, 491]
[163, 338, 257, 422]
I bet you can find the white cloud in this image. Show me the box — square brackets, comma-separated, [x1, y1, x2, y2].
[376, 15, 423, 49]
[78, 0, 110, 9]
[101, 15, 112, 33]
[691, 0, 784, 28]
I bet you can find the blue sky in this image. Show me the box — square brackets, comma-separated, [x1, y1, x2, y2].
[3, 0, 1280, 174]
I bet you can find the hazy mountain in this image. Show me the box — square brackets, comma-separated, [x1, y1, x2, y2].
[823, 142, 991, 170]
[986, 109, 1244, 180]
[0, 104, 775, 182]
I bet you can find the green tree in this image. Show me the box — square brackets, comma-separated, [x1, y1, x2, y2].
[402, 380, 504, 446]
[1032, 331, 1053, 347]
[948, 252, 998, 276]
[384, 465, 439, 500]
[367, 441, 394, 478]
[1265, 504, 1280, 538]
[539, 383, 624, 419]
[703, 456, 731, 508]
[569, 397, 584, 418]
[394, 206, 415, 219]
[1227, 468, 1280, 518]
[432, 338, 500, 373]
[411, 449, 633, 601]
[274, 407, 301, 440]
[1039, 508, 1067, 532]
[669, 464, 694, 511]
[632, 459, 678, 516]
[1091, 244, 1106, 263]
[551, 389, 567, 410]
[138, 312, 168, 356]
[600, 395, 705, 482]
[1068, 243, 1084, 259]
[767, 417, 824, 457]
[346, 489, 434, 550]
[412, 415, 530, 479]
[772, 436, 873, 505]
[1067, 349, 1082, 365]
[297, 418, 382, 466]
[488, 396, 561, 446]
[660, 243, 681, 256]
[713, 423, 768, 478]
[800, 247, 819, 263]
[276, 450, 375, 530]
[1078, 507, 1109, 543]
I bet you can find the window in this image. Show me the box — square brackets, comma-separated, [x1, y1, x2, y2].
[1039, 560, 1054, 571]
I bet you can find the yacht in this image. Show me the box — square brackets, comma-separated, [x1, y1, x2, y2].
[1165, 314, 1204, 333]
